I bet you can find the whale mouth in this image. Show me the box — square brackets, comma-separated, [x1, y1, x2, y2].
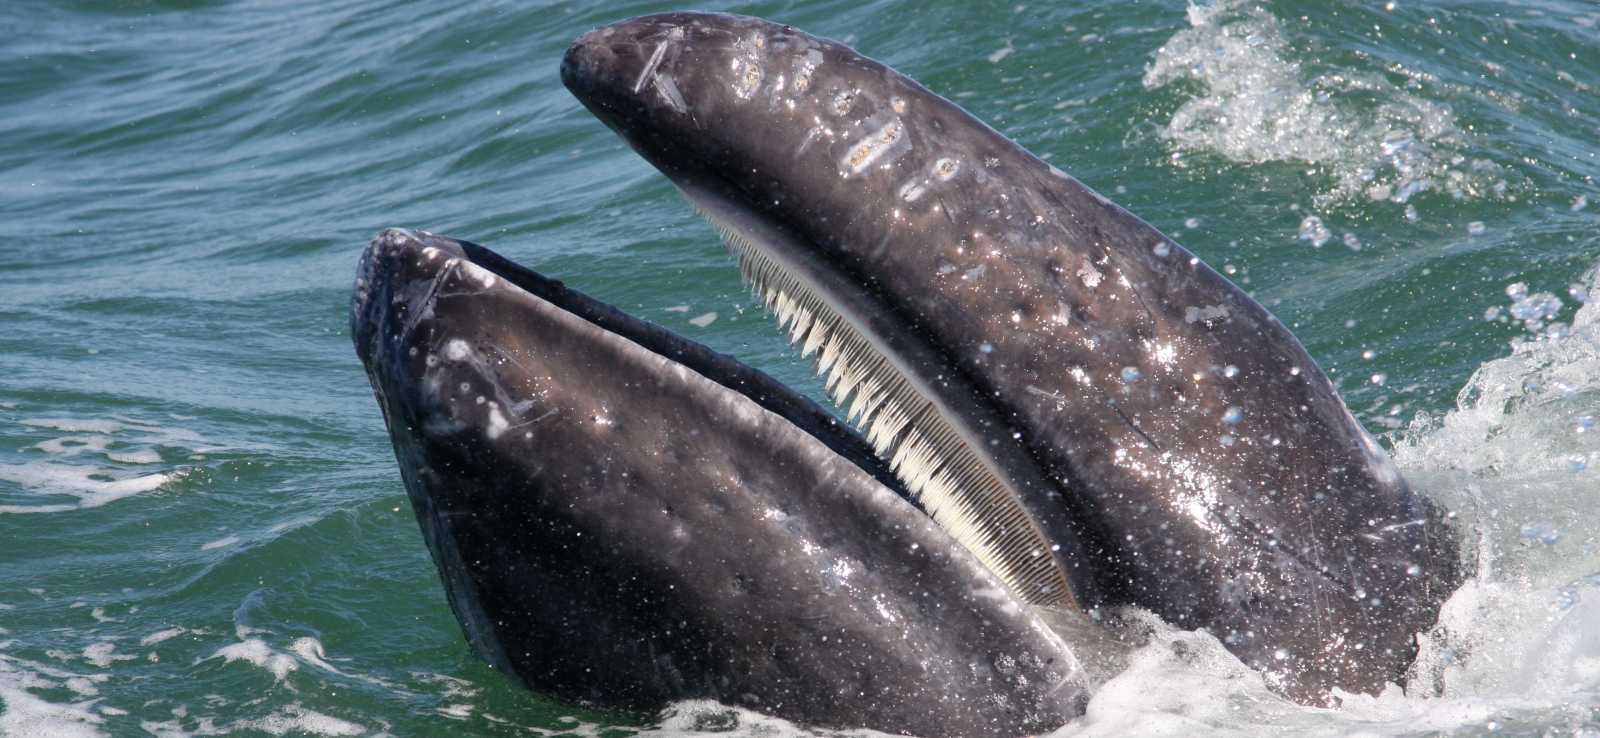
[675, 180, 1089, 610]
[352, 228, 907, 498]
[350, 228, 1092, 735]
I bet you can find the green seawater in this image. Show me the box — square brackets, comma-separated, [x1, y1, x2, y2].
[2, 0, 1597, 735]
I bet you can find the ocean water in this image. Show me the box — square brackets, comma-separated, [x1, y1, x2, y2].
[1, 0, 1597, 735]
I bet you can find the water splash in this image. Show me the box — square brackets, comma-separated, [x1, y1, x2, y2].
[1143, 1, 1510, 212]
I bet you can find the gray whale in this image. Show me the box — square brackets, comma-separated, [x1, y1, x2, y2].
[351, 11, 1465, 737]
[561, 11, 1460, 704]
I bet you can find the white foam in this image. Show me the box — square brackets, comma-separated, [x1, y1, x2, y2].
[1143, 1, 1507, 210]
[437, 703, 473, 719]
[0, 462, 182, 514]
[107, 450, 161, 465]
[688, 312, 719, 328]
[208, 639, 297, 681]
[0, 685, 108, 738]
[20, 418, 122, 434]
[81, 643, 133, 669]
[140, 628, 185, 647]
[411, 671, 479, 700]
[232, 703, 365, 736]
[199, 536, 240, 551]
[33, 436, 111, 457]
[2, 411, 224, 514]
[640, 700, 892, 738]
[0, 654, 116, 738]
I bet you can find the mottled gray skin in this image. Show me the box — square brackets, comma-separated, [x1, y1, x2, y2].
[351, 229, 1088, 737]
[562, 12, 1462, 702]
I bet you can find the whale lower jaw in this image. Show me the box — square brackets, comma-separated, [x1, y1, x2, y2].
[352, 228, 1089, 738]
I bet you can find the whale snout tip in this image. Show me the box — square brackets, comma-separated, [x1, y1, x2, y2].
[559, 27, 607, 94]
[350, 228, 463, 361]
[561, 21, 648, 100]
[561, 13, 732, 105]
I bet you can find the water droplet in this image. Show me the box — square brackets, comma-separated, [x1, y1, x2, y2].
[1219, 434, 1235, 447]
[1152, 242, 1171, 257]
[1120, 366, 1141, 383]
[1467, 221, 1486, 236]
[1223, 365, 1239, 379]
[1361, 349, 1376, 360]
[1406, 563, 1422, 577]
[1184, 217, 1201, 229]
[1221, 407, 1244, 425]
[979, 342, 994, 354]
[1508, 291, 1562, 323]
[1370, 373, 1387, 386]
[1297, 216, 1331, 248]
[1273, 648, 1289, 661]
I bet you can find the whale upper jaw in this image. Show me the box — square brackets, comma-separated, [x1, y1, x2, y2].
[351, 228, 1090, 738]
[561, 11, 1463, 704]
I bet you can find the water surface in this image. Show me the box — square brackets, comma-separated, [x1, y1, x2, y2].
[2, 0, 1597, 735]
